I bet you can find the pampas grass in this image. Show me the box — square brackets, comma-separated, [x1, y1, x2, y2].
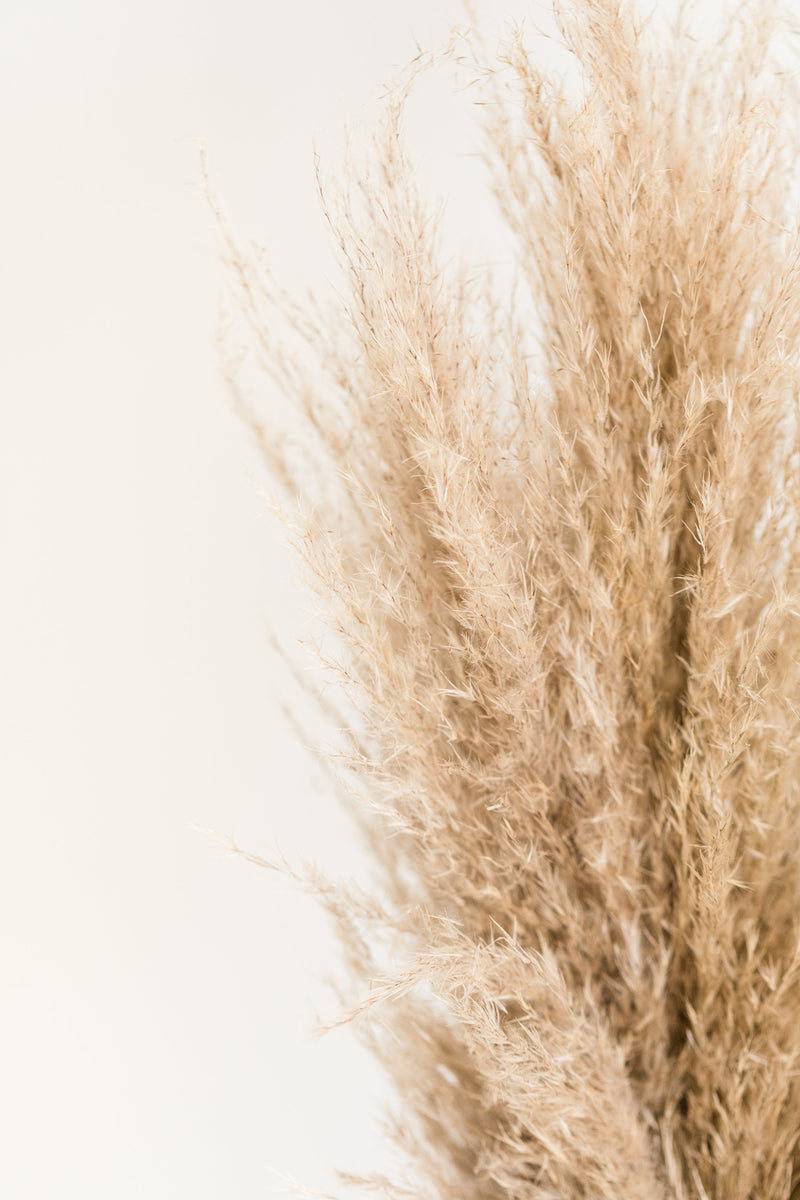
[218, 1, 800, 1196]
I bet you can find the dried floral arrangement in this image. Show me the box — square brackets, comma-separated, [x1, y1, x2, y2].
[217, 1, 800, 1196]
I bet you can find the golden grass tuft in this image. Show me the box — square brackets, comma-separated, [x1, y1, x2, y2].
[219, 2, 800, 1196]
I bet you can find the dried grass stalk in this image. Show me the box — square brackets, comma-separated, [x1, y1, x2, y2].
[219, 1, 800, 1196]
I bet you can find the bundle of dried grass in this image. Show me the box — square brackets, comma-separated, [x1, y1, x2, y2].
[219, 1, 800, 1196]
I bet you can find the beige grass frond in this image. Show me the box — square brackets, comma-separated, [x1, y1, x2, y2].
[222, 2, 800, 1197]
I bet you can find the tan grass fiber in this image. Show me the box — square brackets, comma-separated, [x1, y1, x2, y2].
[218, 2, 800, 1196]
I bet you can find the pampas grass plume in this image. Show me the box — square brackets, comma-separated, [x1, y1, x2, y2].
[218, 1, 800, 1196]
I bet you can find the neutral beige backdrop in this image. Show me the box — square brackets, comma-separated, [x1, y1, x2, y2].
[0, 0, 726, 1196]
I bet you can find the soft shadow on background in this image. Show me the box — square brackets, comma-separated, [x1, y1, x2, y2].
[0, 0, 716, 1196]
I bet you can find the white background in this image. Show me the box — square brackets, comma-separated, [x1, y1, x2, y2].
[0, 1, 726, 1197]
